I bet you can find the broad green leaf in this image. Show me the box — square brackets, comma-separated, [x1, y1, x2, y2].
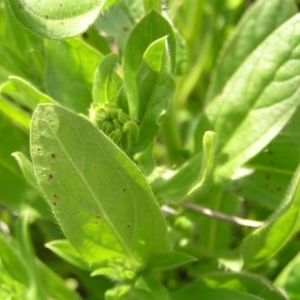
[12, 152, 39, 190]
[45, 239, 90, 271]
[172, 283, 264, 300]
[145, 251, 197, 272]
[93, 53, 122, 104]
[7, 0, 106, 39]
[30, 104, 170, 267]
[275, 250, 300, 300]
[198, 272, 288, 300]
[202, 13, 300, 182]
[207, 0, 297, 101]
[45, 38, 102, 113]
[123, 10, 176, 121]
[152, 131, 217, 203]
[132, 36, 175, 152]
[243, 164, 300, 269]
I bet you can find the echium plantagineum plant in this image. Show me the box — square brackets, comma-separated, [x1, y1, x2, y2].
[2, 0, 300, 299]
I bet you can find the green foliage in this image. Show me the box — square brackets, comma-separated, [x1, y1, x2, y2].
[1, 0, 300, 299]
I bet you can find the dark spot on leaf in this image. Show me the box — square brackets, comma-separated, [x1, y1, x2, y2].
[48, 174, 54, 180]
[51, 153, 56, 159]
[53, 194, 58, 198]
[123, 188, 126, 192]
[117, 167, 120, 170]
[93, 166, 97, 169]
[59, 3, 62, 6]
[127, 225, 131, 228]
[268, 150, 274, 155]
[277, 187, 282, 192]
[45, 15, 49, 20]
[37, 148, 41, 151]
[60, 22, 64, 25]
[82, 32, 88, 39]
[96, 216, 101, 219]
[122, 26, 129, 32]
[266, 174, 270, 180]
[18, 4, 23, 9]
[135, 120, 140, 125]
[95, 222, 99, 224]
[53, 202, 57, 206]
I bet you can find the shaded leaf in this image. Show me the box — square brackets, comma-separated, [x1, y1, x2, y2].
[243, 164, 300, 268]
[45, 38, 102, 113]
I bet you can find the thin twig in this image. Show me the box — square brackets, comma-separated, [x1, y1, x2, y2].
[181, 202, 265, 228]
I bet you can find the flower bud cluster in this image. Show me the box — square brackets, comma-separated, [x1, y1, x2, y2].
[90, 103, 139, 152]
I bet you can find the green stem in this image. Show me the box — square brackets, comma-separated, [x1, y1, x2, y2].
[17, 213, 47, 300]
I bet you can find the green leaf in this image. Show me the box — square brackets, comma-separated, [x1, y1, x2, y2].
[12, 152, 39, 190]
[207, 0, 297, 101]
[123, 10, 176, 121]
[0, 232, 81, 300]
[0, 116, 47, 214]
[243, 164, 300, 269]
[275, 250, 300, 300]
[6, 0, 106, 39]
[95, 0, 143, 51]
[0, 95, 31, 131]
[132, 36, 176, 152]
[132, 276, 169, 300]
[145, 251, 197, 272]
[45, 38, 102, 113]
[93, 53, 122, 104]
[0, 232, 29, 287]
[0, 263, 27, 300]
[30, 104, 170, 267]
[152, 131, 217, 203]
[202, 13, 300, 182]
[45, 239, 90, 271]
[8, 76, 56, 109]
[172, 283, 265, 300]
[198, 272, 288, 300]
